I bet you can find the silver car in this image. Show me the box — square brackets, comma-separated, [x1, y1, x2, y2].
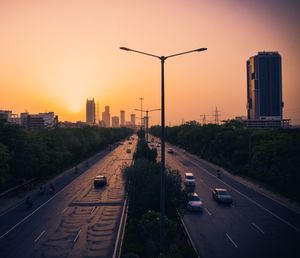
[187, 193, 203, 211]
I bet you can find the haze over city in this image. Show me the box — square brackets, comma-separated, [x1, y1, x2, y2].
[1, 0, 300, 125]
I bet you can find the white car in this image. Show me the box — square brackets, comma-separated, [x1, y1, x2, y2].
[212, 188, 233, 204]
[167, 148, 174, 154]
[184, 173, 196, 187]
[187, 193, 203, 211]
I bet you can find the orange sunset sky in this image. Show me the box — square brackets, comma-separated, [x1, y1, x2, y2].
[0, 0, 299, 125]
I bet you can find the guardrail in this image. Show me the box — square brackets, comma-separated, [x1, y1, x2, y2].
[176, 209, 201, 258]
[112, 195, 129, 258]
[0, 178, 37, 198]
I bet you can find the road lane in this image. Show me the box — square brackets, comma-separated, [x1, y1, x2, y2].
[0, 137, 136, 258]
[163, 142, 300, 258]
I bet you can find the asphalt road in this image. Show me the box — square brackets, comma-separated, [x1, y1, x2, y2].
[0, 137, 136, 258]
[150, 137, 300, 258]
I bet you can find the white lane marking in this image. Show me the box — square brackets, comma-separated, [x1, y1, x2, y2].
[61, 207, 68, 214]
[73, 229, 81, 243]
[0, 188, 64, 240]
[225, 233, 238, 248]
[205, 208, 212, 216]
[186, 157, 300, 233]
[34, 230, 45, 243]
[252, 222, 265, 234]
[90, 207, 96, 214]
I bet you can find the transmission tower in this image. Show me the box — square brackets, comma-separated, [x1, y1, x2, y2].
[214, 107, 221, 125]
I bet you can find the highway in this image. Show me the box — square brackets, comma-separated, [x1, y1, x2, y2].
[149, 137, 300, 258]
[164, 143, 300, 258]
[0, 137, 136, 258]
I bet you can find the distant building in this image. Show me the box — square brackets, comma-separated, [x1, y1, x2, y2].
[112, 116, 119, 128]
[86, 98, 96, 125]
[0, 110, 20, 124]
[0, 110, 12, 123]
[120, 110, 125, 127]
[102, 105, 110, 127]
[246, 52, 289, 128]
[143, 116, 148, 129]
[20, 112, 58, 129]
[98, 120, 105, 127]
[130, 113, 136, 126]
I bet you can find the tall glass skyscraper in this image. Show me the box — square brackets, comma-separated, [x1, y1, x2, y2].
[246, 52, 283, 120]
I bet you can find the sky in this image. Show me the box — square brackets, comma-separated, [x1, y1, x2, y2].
[0, 0, 299, 125]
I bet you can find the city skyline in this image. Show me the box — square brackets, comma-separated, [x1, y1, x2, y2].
[1, 0, 300, 125]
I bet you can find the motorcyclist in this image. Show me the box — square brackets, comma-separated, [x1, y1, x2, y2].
[39, 184, 45, 195]
[217, 169, 221, 178]
[49, 184, 55, 194]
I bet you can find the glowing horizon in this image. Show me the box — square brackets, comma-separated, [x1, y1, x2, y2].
[1, 0, 299, 125]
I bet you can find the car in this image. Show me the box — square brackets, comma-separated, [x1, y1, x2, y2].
[128, 141, 132, 144]
[126, 148, 131, 153]
[184, 173, 196, 187]
[94, 175, 107, 187]
[167, 148, 174, 154]
[156, 143, 160, 148]
[212, 188, 232, 204]
[187, 193, 203, 211]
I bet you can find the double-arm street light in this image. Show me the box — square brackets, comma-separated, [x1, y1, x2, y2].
[120, 46, 207, 253]
[135, 108, 161, 143]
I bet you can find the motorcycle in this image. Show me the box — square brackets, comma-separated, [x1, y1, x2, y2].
[49, 184, 55, 194]
[38, 185, 45, 195]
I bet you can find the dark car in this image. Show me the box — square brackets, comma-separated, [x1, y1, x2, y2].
[94, 175, 107, 187]
[212, 188, 232, 204]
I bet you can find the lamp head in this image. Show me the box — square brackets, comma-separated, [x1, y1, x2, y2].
[195, 48, 207, 52]
[120, 47, 131, 51]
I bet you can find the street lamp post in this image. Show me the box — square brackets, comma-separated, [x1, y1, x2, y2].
[120, 46, 207, 253]
[139, 97, 144, 129]
[135, 108, 161, 143]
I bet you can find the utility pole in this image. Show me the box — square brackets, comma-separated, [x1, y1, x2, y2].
[214, 107, 221, 125]
[135, 108, 160, 143]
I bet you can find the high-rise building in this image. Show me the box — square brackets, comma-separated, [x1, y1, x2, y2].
[130, 113, 136, 126]
[246, 52, 283, 120]
[120, 110, 125, 127]
[102, 105, 110, 127]
[112, 116, 119, 128]
[86, 98, 96, 125]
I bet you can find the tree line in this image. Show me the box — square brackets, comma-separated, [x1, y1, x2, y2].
[150, 121, 300, 203]
[0, 122, 132, 191]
